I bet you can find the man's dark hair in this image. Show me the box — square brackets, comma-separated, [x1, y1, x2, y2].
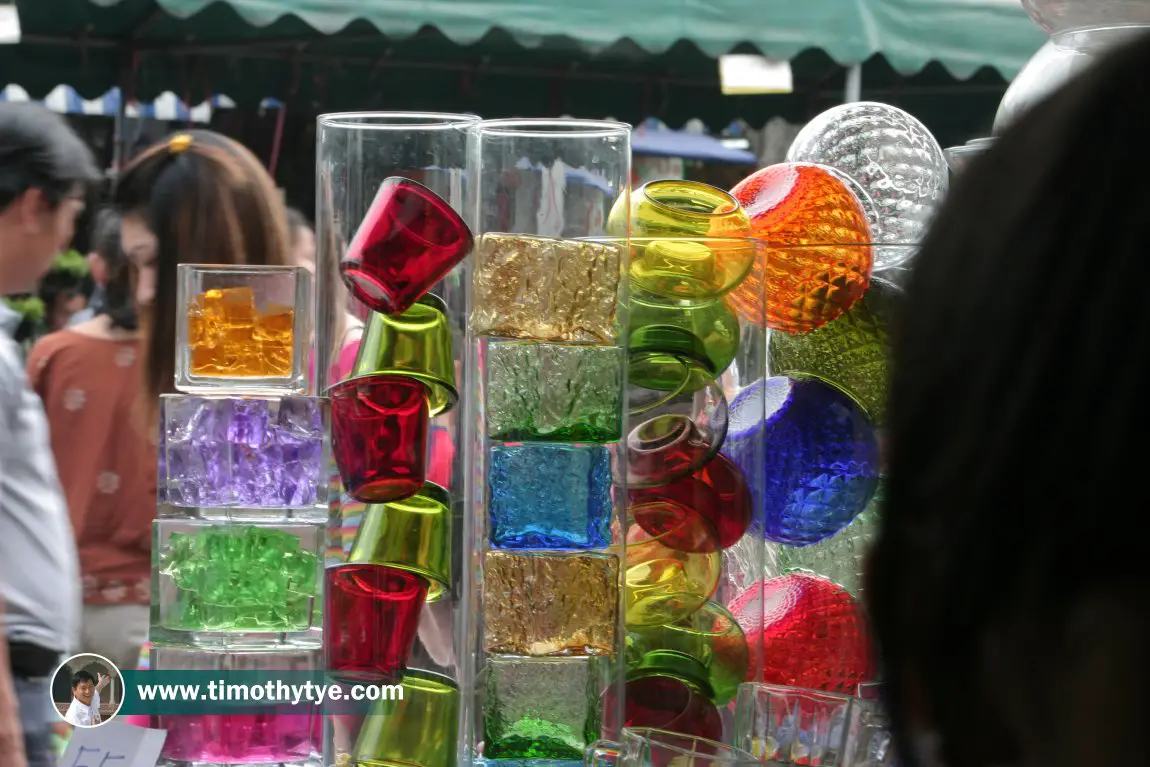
[37, 269, 83, 319]
[0, 103, 99, 212]
[71, 669, 95, 689]
[89, 208, 136, 330]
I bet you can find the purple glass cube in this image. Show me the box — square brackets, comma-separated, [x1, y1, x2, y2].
[159, 395, 328, 508]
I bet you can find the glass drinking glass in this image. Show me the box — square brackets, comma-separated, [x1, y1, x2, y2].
[732, 683, 857, 767]
[587, 727, 759, 767]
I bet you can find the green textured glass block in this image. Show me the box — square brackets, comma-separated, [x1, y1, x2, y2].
[768, 277, 902, 425]
[483, 655, 605, 760]
[485, 341, 623, 442]
[776, 481, 884, 597]
[159, 524, 319, 631]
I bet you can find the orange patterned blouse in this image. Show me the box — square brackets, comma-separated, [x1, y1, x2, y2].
[26, 330, 154, 605]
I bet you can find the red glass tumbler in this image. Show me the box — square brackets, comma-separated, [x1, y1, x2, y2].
[330, 374, 430, 504]
[610, 676, 723, 742]
[324, 563, 428, 683]
[340, 177, 474, 316]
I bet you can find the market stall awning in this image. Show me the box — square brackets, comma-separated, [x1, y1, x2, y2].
[25, 0, 1044, 78]
[0, 84, 222, 122]
[4, 0, 1032, 139]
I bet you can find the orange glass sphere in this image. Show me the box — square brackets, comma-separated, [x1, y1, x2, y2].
[727, 164, 874, 334]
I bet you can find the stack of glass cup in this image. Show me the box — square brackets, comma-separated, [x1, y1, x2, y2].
[153, 264, 324, 765]
[459, 120, 632, 765]
[604, 181, 766, 743]
[316, 113, 476, 767]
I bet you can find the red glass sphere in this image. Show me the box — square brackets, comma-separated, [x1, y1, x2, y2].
[729, 573, 876, 693]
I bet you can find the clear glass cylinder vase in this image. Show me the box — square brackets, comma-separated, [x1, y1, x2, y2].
[461, 119, 631, 765]
[315, 112, 478, 767]
[739, 243, 889, 705]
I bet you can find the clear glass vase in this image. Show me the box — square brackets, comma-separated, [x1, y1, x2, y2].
[461, 119, 631, 765]
[314, 112, 477, 767]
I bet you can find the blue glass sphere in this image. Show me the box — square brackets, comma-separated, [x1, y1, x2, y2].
[724, 377, 879, 545]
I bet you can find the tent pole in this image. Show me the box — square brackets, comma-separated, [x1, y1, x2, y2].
[845, 63, 862, 103]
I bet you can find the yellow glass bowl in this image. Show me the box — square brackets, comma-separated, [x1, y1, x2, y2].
[608, 180, 753, 239]
[628, 237, 757, 303]
[622, 507, 721, 628]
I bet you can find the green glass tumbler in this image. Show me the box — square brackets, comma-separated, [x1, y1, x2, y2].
[348, 294, 458, 417]
[352, 669, 460, 767]
[347, 482, 452, 602]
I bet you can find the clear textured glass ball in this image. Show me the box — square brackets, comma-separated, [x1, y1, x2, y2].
[995, 25, 1150, 133]
[1022, 0, 1150, 32]
[786, 102, 948, 252]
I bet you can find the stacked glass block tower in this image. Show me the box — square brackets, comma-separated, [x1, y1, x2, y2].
[152, 264, 325, 766]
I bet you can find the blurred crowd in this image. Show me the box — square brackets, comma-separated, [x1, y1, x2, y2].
[0, 104, 324, 767]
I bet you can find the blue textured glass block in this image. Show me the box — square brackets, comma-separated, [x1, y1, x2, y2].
[488, 445, 613, 550]
[723, 378, 879, 545]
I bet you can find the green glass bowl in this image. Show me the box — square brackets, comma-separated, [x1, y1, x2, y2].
[626, 600, 749, 705]
[352, 668, 460, 767]
[628, 291, 740, 393]
[348, 482, 452, 602]
[346, 293, 457, 417]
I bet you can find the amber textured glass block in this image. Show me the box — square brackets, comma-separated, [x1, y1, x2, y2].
[189, 288, 295, 377]
[176, 264, 310, 394]
[483, 655, 606, 760]
[769, 278, 901, 425]
[727, 164, 873, 334]
[485, 341, 624, 442]
[471, 234, 623, 344]
[484, 551, 619, 656]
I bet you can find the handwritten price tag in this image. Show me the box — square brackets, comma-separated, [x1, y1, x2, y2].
[61, 721, 167, 767]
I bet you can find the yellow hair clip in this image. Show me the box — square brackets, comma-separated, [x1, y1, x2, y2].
[169, 134, 193, 155]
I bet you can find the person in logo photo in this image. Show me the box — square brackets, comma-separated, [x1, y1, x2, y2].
[63, 670, 108, 728]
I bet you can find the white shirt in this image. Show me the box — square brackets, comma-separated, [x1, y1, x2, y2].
[0, 336, 80, 654]
[64, 690, 100, 727]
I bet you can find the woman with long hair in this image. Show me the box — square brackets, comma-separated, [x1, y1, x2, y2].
[866, 33, 1150, 767]
[26, 209, 151, 670]
[113, 130, 292, 412]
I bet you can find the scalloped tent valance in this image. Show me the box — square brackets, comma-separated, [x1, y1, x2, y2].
[38, 0, 1043, 79]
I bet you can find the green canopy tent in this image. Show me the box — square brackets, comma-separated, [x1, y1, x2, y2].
[4, 0, 1043, 135]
